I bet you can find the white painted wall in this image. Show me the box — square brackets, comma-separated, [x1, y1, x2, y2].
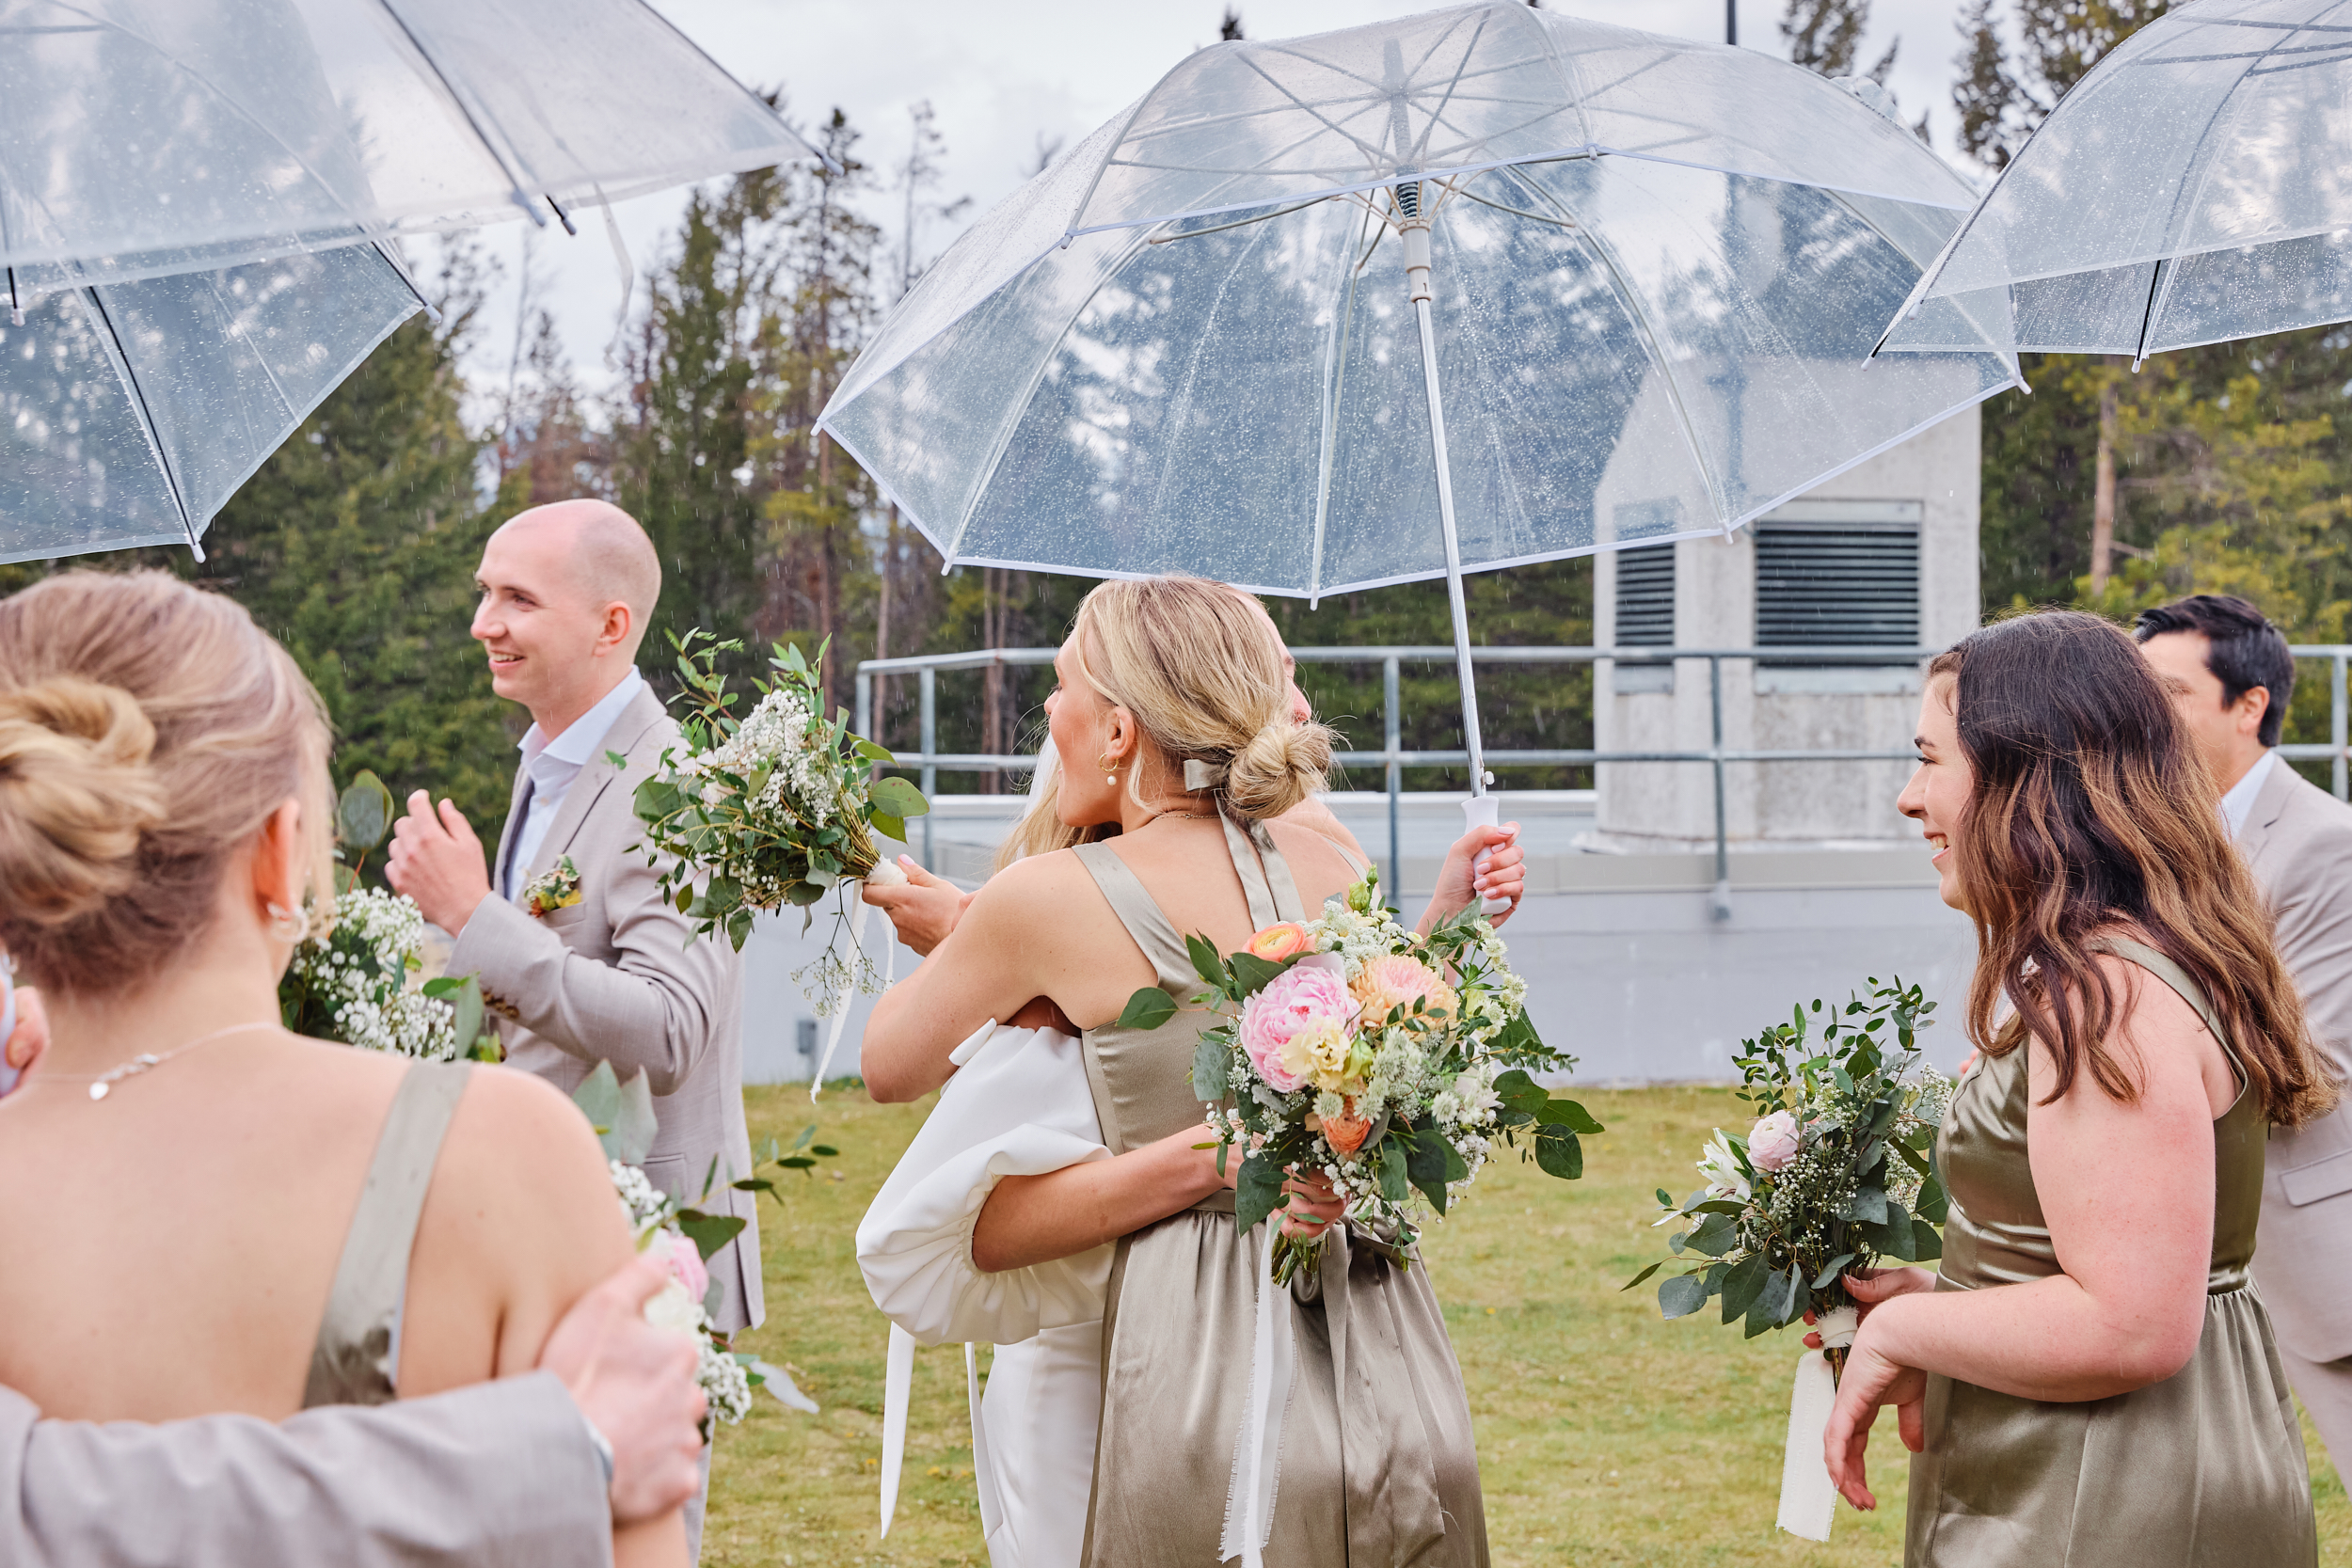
[1594, 408, 1979, 848]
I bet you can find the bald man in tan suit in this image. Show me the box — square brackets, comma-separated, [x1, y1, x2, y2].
[389, 502, 757, 1561]
[2140, 594, 2352, 1479]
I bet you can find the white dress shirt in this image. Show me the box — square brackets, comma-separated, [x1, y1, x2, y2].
[504, 667, 646, 899]
[2221, 748, 2280, 841]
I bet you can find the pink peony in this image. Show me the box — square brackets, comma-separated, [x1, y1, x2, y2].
[1237, 965, 1358, 1095]
[654, 1228, 710, 1305]
[1747, 1110, 1803, 1174]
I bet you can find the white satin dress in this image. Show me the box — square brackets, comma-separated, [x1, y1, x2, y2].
[856, 1019, 1111, 1568]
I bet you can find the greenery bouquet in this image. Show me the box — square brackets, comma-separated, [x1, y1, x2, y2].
[1625, 977, 1953, 1539]
[280, 770, 500, 1061]
[1150, 868, 1598, 1285]
[630, 631, 928, 1001]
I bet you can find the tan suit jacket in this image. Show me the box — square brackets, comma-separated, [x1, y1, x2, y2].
[450, 685, 763, 1332]
[2241, 760, 2352, 1362]
[0, 1374, 609, 1567]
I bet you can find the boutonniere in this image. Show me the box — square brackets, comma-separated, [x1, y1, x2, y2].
[523, 856, 583, 919]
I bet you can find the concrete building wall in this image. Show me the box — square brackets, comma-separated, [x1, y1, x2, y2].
[1594, 408, 1980, 849]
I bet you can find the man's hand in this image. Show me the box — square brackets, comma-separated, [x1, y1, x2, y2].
[538, 1254, 707, 1524]
[386, 790, 494, 934]
[861, 856, 973, 957]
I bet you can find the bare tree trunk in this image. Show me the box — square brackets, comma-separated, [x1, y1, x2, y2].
[2090, 370, 2119, 595]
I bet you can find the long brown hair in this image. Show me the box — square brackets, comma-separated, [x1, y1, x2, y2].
[1939, 610, 2334, 1126]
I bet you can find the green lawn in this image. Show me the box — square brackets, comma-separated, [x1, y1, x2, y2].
[707, 1084, 2350, 1567]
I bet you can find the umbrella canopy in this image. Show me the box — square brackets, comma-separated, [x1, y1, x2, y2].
[0, 241, 421, 562]
[0, 0, 818, 292]
[1880, 0, 2352, 363]
[820, 1, 2016, 601]
[819, 1, 2014, 798]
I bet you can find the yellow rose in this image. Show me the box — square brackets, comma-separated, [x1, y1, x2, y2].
[1279, 1018, 1361, 1096]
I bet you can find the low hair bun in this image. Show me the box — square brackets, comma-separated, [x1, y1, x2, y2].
[0, 675, 166, 926]
[1221, 717, 1335, 821]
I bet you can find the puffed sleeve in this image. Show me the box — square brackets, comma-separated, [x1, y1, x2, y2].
[856, 1022, 1113, 1346]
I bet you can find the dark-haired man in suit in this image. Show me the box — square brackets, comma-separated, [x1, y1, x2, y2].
[2138, 593, 2352, 1476]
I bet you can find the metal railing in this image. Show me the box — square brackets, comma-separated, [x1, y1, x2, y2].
[857, 644, 2352, 914]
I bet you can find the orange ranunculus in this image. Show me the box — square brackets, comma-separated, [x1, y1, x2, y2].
[1248, 922, 1310, 962]
[1324, 1099, 1375, 1156]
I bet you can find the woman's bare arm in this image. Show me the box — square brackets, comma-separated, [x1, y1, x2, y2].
[860, 855, 1104, 1101]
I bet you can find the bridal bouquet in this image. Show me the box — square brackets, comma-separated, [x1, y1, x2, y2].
[1157, 868, 1597, 1285]
[1624, 976, 1952, 1539]
[630, 630, 927, 1000]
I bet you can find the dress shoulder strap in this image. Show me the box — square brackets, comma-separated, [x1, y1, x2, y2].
[2088, 936, 2247, 1085]
[1072, 842, 1197, 992]
[1221, 812, 1306, 927]
[303, 1059, 472, 1409]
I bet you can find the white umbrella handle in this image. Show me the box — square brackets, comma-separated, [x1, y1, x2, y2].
[1459, 796, 1513, 915]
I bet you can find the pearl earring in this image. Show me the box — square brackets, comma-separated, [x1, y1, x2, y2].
[267, 901, 310, 944]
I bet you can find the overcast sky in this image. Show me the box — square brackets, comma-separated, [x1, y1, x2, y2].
[450, 0, 1986, 410]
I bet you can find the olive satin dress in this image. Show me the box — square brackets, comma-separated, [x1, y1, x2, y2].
[1070, 815, 1488, 1568]
[1905, 939, 2314, 1566]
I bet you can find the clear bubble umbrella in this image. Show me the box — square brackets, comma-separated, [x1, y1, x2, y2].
[818, 0, 2017, 804]
[0, 0, 820, 295]
[0, 241, 422, 562]
[1879, 0, 2352, 364]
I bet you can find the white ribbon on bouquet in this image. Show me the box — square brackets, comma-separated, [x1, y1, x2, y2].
[1778, 1305, 1859, 1541]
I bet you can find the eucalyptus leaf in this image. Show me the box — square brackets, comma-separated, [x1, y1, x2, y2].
[1406, 1127, 1454, 1215]
[1542, 1098, 1606, 1134]
[1190, 1032, 1231, 1101]
[1761, 1266, 1801, 1327]
[1911, 1216, 1944, 1261]
[1185, 933, 1228, 990]
[1117, 987, 1178, 1032]
[1915, 1172, 1950, 1225]
[1811, 1252, 1857, 1290]
[1228, 952, 1288, 997]
[869, 776, 930, 817]
[1534, 1126, 1582, 1180]
[448, 977, 486, 1067]
[1659, 1273, 1711, 1320]
[1492, 1069, 1551, 1119]
[1720, 1253, 1770, 1324]
[675, 1209, 747, 1262]
[1234, 1151, 1285, 1235]
[571, 1061, 623, 1141]
[1685, 1212, 1740, 1258]
[869, 812, 906, 845]
[1621, 1260, 1665, 1292]
[336, 770, 394, 852]
[1843, 1185, 1888, 1224]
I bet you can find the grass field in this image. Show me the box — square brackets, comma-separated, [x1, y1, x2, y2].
[706, 1084, 2349, 1567]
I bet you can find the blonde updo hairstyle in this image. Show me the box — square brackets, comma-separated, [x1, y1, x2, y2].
[1067, 576, 1334, 823]
[0, 571, 334, 997]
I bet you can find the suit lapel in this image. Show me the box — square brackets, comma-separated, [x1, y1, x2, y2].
[493, 758, 532, 906]
[2239, 754, 2299, 866]
[521, 687, 668, 887]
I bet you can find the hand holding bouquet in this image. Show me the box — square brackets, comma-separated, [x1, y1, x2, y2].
[629, 630, 929, 1003]
[1626, 976, 1952, 1538]
[1132, 868, 1597, 1285]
